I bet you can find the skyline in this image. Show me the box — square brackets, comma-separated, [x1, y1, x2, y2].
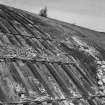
[0, 0, 105, 32]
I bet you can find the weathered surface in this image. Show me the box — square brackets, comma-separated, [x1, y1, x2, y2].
[0, 4, 105, 105]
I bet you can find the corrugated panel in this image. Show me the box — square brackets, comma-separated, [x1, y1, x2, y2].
[0, 4, 104, 105]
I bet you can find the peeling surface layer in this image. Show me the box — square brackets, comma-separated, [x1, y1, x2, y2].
[0, 4, 105, 105]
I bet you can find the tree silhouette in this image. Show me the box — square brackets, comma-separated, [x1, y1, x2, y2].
[39, 6, 48, 17]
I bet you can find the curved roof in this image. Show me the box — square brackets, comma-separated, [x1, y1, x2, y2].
[0, 4, 105, 105]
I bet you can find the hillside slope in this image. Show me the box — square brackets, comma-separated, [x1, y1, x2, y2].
[0, 4, 105, 105]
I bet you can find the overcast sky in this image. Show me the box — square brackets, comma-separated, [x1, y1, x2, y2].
[0, 0, 105, 32]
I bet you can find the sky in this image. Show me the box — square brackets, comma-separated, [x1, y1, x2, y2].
[0, 0, 105, 32]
